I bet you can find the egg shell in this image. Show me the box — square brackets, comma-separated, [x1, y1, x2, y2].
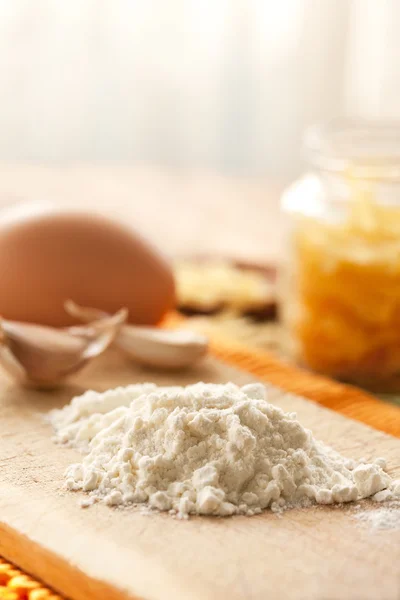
[0, 203, 175, 326]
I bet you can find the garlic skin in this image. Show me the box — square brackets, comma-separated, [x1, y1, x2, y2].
[0, 308, 127, 388]
[65, 301, 208, 369]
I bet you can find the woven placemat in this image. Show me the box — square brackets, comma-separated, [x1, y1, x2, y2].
[179, 312, 400, 408]
[207, 330, 400, 438]
[0, 556, 62, 599]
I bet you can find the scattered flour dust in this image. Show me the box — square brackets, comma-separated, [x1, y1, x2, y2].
[49, 382, 400, 519]
[355, 503, 400, 531]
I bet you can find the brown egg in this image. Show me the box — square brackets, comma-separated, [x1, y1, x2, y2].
[0, 203, 175, 327]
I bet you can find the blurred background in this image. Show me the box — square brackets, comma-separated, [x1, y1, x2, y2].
[0, 0, 398, 180]
[0, 0, 399, 388]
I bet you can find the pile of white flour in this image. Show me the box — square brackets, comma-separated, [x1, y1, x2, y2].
[49, 382, 400, 518]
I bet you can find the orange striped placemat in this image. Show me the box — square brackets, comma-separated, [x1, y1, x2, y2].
[2, 328, 400, 599]
[208, 332, 400, 438]
[0, 557, 62, 599]
[166, 311, 400, 438]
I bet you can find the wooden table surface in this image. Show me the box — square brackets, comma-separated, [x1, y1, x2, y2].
[0, 163, 285, 263]
[1, 350, 400, 600]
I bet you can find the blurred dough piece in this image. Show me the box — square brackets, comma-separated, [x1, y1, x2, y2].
[175, 259, 276, 319]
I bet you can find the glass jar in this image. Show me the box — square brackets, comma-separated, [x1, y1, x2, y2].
[281, 120, 400, 392]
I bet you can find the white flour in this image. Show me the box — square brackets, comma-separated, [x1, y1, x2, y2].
[49, 382, 400, 518]
[355, 501, 400, 531]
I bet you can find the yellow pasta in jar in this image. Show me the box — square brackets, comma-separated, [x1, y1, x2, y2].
[289, 173, 400, 391]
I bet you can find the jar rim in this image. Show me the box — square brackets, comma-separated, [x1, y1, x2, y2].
[304, 119, 400, 181]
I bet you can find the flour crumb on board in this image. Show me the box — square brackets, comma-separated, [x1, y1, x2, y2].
[355, 500, 400, 531]
[49, 382, 400, 518]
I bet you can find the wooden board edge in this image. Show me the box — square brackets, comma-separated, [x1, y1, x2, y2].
[0, 521, 141, 600]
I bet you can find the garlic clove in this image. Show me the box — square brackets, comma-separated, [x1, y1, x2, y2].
[0, 308, 127, 388]
[67, 307, 128, 360]
[115, 325, 208, 369]
[65, 301, 208, 369]
[64, 301, 109, 322]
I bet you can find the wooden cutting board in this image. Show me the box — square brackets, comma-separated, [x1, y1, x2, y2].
[1, 348, 399, 600]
